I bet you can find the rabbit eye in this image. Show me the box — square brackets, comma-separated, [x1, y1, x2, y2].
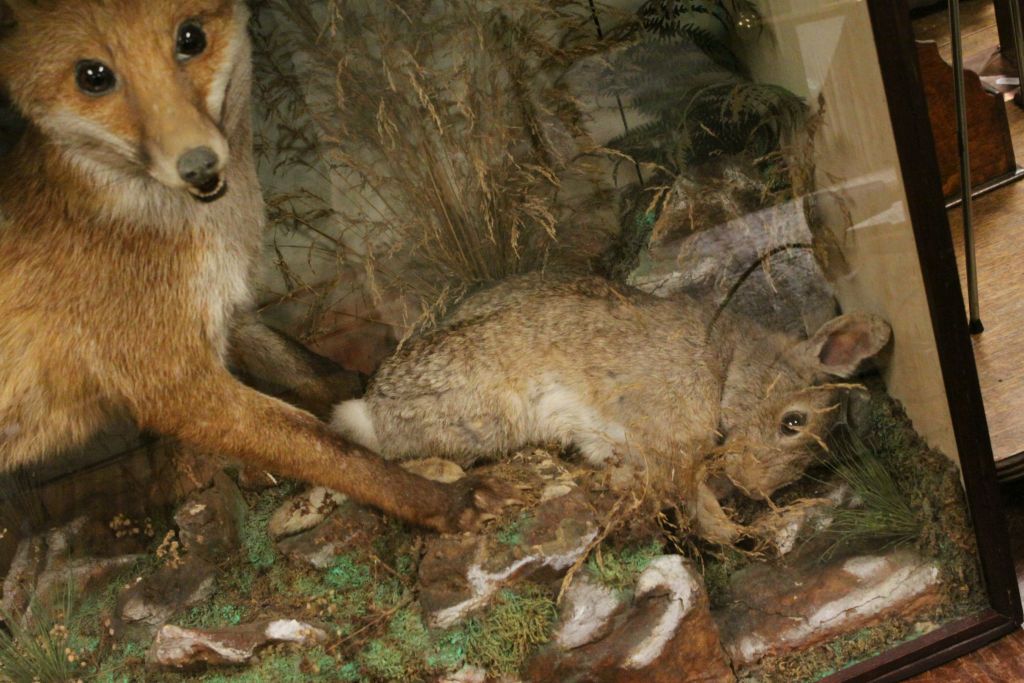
[780, 411, 806, 436]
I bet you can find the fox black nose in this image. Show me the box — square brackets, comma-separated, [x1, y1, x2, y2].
[177, 146, 219, 187]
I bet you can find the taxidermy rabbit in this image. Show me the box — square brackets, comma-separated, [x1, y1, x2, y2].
[331, 274, 891, 544]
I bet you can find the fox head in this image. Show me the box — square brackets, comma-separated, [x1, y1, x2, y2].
[0, 0, 250, 203]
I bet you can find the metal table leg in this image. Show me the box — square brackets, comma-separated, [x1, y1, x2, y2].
[949, 0, 983, 334]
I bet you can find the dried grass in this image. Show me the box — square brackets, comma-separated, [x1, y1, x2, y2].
[251, 0, 616, 338]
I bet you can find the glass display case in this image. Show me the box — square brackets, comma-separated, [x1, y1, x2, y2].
[0, 0, 1017, 681]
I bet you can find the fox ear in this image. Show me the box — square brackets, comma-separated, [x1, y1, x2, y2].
[804, 313, 891, 378]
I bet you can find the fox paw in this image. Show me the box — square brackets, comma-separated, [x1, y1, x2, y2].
[443, 474, 521, 533]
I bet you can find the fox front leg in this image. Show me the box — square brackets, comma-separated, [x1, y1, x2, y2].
[134, 364, 510, 532]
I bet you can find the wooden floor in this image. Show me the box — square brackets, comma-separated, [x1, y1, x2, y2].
[907, 631, 1024, 681]
[915, 0, 1003, 62]
[916, 1, 1024, 465]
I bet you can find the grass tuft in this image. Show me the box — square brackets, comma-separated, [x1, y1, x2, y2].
[817, 429, 923, 559]
[0, 581, 88, 683]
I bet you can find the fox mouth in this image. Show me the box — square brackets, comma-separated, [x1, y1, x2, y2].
[188, 176, 228, 203]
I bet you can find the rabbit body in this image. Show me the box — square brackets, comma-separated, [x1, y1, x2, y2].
[332, 274, 890, 541]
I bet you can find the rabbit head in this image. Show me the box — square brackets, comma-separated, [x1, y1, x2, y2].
[714, 313, 891, 500]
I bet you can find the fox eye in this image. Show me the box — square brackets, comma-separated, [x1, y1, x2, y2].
[780, 411, 807, 436]
[176, 20, 207, 60]
[75, 60, 116, 95]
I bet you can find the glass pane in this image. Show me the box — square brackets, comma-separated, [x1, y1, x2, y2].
[0, 1, 992, 681]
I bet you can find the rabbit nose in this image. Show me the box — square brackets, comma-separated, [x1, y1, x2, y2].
[177, 146, 220, 188]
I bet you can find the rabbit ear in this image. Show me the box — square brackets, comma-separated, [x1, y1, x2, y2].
[804, 313, 891, 378]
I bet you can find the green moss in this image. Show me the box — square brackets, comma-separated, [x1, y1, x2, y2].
[338, 660, 365, 682]
[359, 640, 409, 681]
[241, 484, 298, 570]
[495, 512, 532, 547]
[93, 641, 148, 683]
[700, 547, 750, 610]
[324, 554, 372, 592]
[754, 617, 914, 682]
[331, 585, 556, 681]
[464, 585, 557, 675]
[200, 653, 301, 683]
[344, 608, 434, 682]
[585, 541, 662, 592]
[394, 554, 416, 577]
[181, 600, 246, 629]
[429, 627, 471, 672]
[374, 577, 406, 610]
[388, 610, 431, 652]
[222, 564, 257, 595]
[192, 647, 339, 682]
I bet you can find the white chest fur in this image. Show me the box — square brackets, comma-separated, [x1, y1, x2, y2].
[190, 163, 265, 360]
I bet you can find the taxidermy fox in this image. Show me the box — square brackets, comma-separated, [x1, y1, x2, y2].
[333, 275, 892, 544]
[0, 0, 502, 531]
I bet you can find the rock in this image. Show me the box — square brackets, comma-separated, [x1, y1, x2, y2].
[166, 447, 227, 500]
[267, 486, 347, 540]
[147, 619, 328, 671]
[419, 490, 598, 628]
[117, 557, 218, 631]
[34, 554, 142, 615]
[276, 502, 387, 569]
[540, 482, 575, 502]
[2, 518, 143, 623]
[401, 458, 466, 484]
[717, 549, 944, 672]
[2, 534, 45, 619]
[174, 472, 246, 562]
[554, 575, 622, 649]
[440, 666, 488, 683]
[748, 485, 854, 556]
[528, 556, 735, 682]
[628, 184, 836, 337]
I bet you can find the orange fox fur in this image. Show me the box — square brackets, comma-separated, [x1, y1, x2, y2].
[0, 0, 498, 531]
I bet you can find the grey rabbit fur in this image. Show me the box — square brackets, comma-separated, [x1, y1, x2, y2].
[331, 274, 891, 544]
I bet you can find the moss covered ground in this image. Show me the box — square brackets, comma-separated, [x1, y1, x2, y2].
[0, 390, 990, 683]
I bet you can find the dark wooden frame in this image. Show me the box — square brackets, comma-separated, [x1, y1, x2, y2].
[820, 0, 1022, 679]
